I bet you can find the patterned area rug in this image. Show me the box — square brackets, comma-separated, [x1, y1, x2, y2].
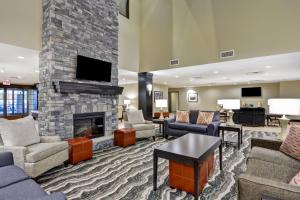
[37, 130, 278, 200]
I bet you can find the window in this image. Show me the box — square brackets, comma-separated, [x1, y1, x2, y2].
[0, 89, 4, 116]
[0, 86, 38, 117]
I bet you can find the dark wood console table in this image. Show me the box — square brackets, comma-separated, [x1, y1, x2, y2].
[233, 107, 265, 126]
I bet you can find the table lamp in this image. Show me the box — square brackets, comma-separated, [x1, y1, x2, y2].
[218, 99, 241, 125]
[155, 99, 168, 119]
[268, 98, 300, 140]
[124, 99, 131, 110]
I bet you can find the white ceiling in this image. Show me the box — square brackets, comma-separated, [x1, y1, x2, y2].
[0, 43, 39, 85]
[1, 42, 300, 88]
[120, 52, 300, 88]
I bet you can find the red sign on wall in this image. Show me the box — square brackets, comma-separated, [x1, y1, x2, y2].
[3, 80, 10, 85]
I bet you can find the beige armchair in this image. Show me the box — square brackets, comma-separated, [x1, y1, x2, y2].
[0, 117, 68, 178]
[124, 110, 156, 139]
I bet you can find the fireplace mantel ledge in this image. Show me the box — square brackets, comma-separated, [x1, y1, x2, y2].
[53, 81, 124, 95]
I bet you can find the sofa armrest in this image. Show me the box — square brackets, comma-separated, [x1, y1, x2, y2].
[207, 121, 221, 136]
[238, 174, 300, 200]
[0, 152, 14, 167]
[251, 137, 282, 151]
[164, 117, 175, 126]
[40, 136, 62, 143]
[33, 192, 66, 200]
[1, 146, 27, 169]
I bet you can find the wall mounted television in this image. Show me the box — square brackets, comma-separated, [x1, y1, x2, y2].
[241, 87, 262, 97]
[76, 55, 111, 82]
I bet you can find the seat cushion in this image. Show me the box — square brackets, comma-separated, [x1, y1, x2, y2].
[26, 142, 68, 163]
[186, 124, 207, 133]
[0, 179, 46, 200]
[132, 123, 155, 131]
[0, 116, 40, 147]
[0, 165, 29, 188]
[169, 122, 189, 130]
[280, 125, 300, 161]
[249, 147, 300, 169]
[289, 171, 300, 186]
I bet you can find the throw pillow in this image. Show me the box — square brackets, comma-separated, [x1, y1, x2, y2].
[176, 111, 189, 123]
[196, 111, 214, 125]
[280, 125, 300, 161]
[289, 171, 300, 186]
[0, 116, 40, 147]
[127, 110, 145, 124]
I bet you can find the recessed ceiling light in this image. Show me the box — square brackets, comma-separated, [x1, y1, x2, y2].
[213, 71, 219, 74]
[265, 65, 272, 69]
[175, 75, 179, 78]
[122, 78, 126, 81]
[0, 69, 4, 73]
[17, 56, 25, 59]
[17, 76, 22, 79]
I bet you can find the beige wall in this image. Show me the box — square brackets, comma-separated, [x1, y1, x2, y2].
[0, 0, 42, 50]
[172, 0, 218, 68]
[118, 0, 141, 72]
[169, 83, 280, 112]
[119, 83, 169, 113]
[140, 0, 173, 72]
[212, 0, 300, 61]
[279, 80, 300, 98]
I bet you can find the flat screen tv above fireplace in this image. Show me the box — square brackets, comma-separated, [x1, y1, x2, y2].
[241, 87, 262, 97]
[76, 55, 112, 82]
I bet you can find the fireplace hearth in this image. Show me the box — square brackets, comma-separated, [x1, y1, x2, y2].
[73, 112, 105, 139]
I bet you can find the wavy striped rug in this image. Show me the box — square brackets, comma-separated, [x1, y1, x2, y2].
[37, 130, 277, 200]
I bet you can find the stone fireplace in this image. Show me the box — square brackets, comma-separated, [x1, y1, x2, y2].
[38, 0, 121, 142]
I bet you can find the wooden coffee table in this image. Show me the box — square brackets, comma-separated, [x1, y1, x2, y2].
[153, 134, 222, 200]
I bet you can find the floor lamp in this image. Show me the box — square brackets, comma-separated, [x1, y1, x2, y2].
[268, 98, 300, 140]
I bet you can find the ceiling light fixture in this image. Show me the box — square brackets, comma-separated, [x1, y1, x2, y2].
[0, 69, 4, 73]
[17, 56, 25, 59]
[17, 76, 22, 79]
[175, 75, 179, 78]
[265, 65, 272, 69]
[213, 71, 219, 74]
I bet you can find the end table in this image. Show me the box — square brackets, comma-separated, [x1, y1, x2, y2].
[218, 123, 243, 150]
[68, 137, 93, 165]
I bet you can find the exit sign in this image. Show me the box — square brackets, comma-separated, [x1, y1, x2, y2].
[3, 80, 10, 85]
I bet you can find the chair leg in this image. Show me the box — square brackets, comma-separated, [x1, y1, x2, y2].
[152, 136, 156, 141]
[64, 161, 69, 167]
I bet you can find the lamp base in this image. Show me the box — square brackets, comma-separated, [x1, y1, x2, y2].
[278, 115, 289, 140]
[226, 110, 234, 126]
[159, 109, 164, 120]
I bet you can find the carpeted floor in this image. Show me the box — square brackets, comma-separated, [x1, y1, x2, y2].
[37, 129, 278, 200]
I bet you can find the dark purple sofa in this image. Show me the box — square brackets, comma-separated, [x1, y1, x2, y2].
[0, 152, 66, 200]
[164, 110, 220, 138]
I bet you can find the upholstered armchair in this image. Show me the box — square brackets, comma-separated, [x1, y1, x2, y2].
[238, 137, 300, 200]
[0, 117, 68, 178]
[124, 110, 156, 139]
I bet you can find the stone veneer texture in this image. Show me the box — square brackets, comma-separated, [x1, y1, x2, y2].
[39, 0, 119, 139]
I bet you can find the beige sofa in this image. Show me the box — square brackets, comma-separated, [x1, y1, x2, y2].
[238, 137, 300, 200]
[0, 117, 68, 178]
[124, 110, 156, 139]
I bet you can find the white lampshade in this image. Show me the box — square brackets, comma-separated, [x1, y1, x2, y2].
[124, 99, 131, 105]
[268, 98, 300, 115]
[218, 99, 241, 110]
[156, 99, 168, 108]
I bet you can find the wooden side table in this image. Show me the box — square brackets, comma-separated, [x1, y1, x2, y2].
[67, 137, 93, 165]
[218, 123, 243, 150]
[114, 128, 136, 148]
[152, 119, 165, 138]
